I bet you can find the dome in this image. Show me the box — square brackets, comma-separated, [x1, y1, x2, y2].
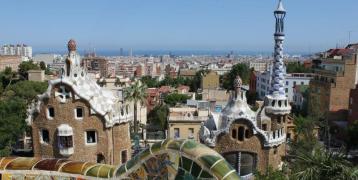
[68, 39, 77, 52]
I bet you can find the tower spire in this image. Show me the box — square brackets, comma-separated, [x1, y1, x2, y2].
[264, 0, 291, 115]
[271, 0, 286, 97]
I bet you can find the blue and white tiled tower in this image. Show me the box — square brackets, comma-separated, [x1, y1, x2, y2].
[265, 0, 291, 115]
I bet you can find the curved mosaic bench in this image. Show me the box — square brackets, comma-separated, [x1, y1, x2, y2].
[0, 139, 239, 179]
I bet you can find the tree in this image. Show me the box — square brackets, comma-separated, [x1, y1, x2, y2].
[0, 97, 27, 156]
[147, 105, 169, 131]
[289, 116, 319, 154]
[164, 93, 190, 107]
[246, 91, 258, 105]
[0, 67, 17, 94]
[124, 81, 147, 134]
[0, 80, 47, 156]
[290, 147, 358, 180]
[141, 76, 159, 88]
[7, 81, 48, 103]
[39, 61, 46, 70]
[286, 62, 311, 74]
[189, 69, 208, 92]
[222, 63, 250, 90]
[18, 61, 40, 80]
[345, 121, 358, 154]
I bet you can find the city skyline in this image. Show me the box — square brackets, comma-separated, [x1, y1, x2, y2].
[1, 0, 358, 54]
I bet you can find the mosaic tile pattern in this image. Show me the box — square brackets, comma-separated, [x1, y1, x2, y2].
[0, 140, 239, 179]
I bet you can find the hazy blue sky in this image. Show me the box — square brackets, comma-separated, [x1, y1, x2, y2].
[1, 0, 358, 53]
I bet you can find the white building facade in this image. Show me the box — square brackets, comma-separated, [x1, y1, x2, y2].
[256, 65, 313, 102]
[1, 44, 32, 58]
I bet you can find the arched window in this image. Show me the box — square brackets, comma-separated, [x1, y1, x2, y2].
[66, 59, 71, 76]
[245, 129, 251, 139]
[277, 117, 281, 124]
[238, 127, 245, 141]
[223, 152, 256, 177]
[47, 107, 55, 119]
[232, 129, 237, 139]
[262, 124, 267, 131]
[97, 154, 105, 163]
[121, 108, 124, 116]
[126, 105, 129, 114]
[240, 153, 255, 176]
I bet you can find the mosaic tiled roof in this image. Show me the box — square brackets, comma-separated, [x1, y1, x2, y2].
[0, 140, 239, 180]
[26, 40, 133, 128]
[200, 75, 287, 147]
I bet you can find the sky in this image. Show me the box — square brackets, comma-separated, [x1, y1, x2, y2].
[1, 0, 358, 54]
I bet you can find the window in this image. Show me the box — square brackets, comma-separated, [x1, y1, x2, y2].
[293, 81, 297, 86]
[285, 88, 288, 93]
[287, 133, 291, 140]
[238, 127, 245, 141]
[58, 136, 73, 148]
[245, 129, 251, 139]
[188, 128, 194, 139]
[262, 124, 267, 131]
[47, 107, 55, 119]
[286, 81, 289, 86]
[121, 150, 127, 164]
[232, 129, 237, 139]
[301, 82, 304, 85]
[75, 107, 84, 119]
[97, 154, 105, 163]
[86, 131, 97, 144]
[41, 129, 50, 144]
[223, 152, 256, 177]
[174, 128, 180, 139]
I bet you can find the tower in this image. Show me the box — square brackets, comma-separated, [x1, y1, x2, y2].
[63, 39, 85, 78]
[264, 0, 291, 115]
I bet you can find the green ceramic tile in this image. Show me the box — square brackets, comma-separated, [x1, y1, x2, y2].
[210, 160, 233, 179]
[115, 165, 127, 176]
[181, 157, 192, 172]
[222, 172, 240, 180]
[182, 140, 198, 150]
[151, 142, 162, 153]
[190, 162, 202, 178]
[167, 140, 184, 151]
[198, 155, 221, 169]
[199, 170, 213, 179]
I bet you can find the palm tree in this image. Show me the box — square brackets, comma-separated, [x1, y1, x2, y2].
[290, 147, 358, 180]
[124, 80, 147, 135]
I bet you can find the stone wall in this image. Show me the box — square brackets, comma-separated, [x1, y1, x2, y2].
[32, 84, 131, 165]
[214, 119, 286, 173]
